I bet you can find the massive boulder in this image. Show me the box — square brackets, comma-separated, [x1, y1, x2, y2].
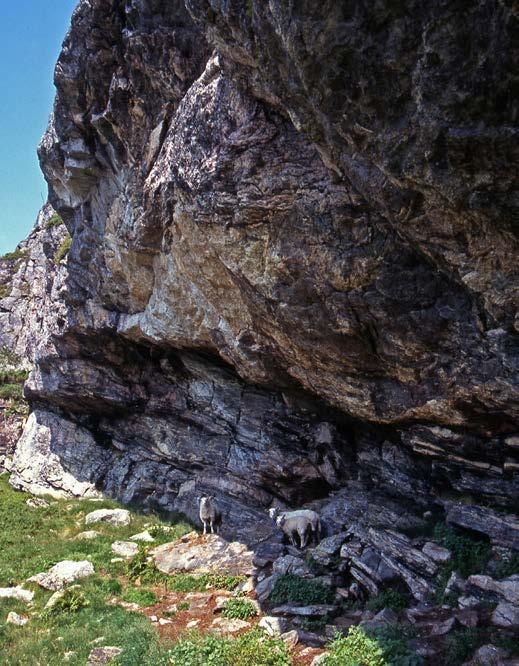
[1, 1, 517, 543]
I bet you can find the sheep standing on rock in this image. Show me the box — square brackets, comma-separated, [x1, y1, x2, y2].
[198, 496, 221, 535]
[269, 507, 321, 548]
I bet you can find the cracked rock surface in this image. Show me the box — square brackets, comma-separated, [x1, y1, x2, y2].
[0, 0, 517, 554]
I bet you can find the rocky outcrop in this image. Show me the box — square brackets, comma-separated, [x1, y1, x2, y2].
[0, 0, 517, 562]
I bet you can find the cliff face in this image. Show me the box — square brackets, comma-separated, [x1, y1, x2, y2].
[3, 1, 518, 547]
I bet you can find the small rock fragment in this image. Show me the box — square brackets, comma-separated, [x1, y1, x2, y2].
[87, 646, 122, 665]
[210, 617, 251, 634]
[280, 630, 299, 647]
[422, 542, 451, 563]
[0, 586, 34, 603]
[258, 616, 289, 636]
[129, 531, 155, 543]
[491, 602, 519, 628]
[85, 509, 131, 526]
[26, 497, 49, 509]
[111, 541, 138, 558]
[7, 612, 28, 626]
[74, 530, 101, 540]
[28, 560, 94, 590]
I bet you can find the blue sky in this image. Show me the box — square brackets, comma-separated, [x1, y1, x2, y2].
[0, 0, 78, 254]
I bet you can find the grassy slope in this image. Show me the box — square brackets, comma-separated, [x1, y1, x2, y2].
[0, 476, 190, 665]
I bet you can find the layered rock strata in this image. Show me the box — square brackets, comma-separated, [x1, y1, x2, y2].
[0, 0, 517, 553]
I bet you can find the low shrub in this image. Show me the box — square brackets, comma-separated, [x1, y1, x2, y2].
[0, 284, 10, 299]
[433, 523, 491, 578]
[121, 587, 157, 606]
[366, 589, 408, 613]
[54, 233, 72, 264]
[0, 346, 22, 368]
[0, 383, 24, 400]
[221, 597, 258, 620]
[1, 248, 27, 262]
[168, 573, 245, 593]
[368, 625, 422, 666]
[167, 628, 291, 666]
[269, 574, 334, 605]
[177, 601, 190, 611]
[126, 548, 168, 585]
[45, 213, 64, 228]
[42, 587, 89, 618]
[0, 369, 29, 383]
[323, 627, 386, 666]
[493, 551, 519, 580]
[444, 628, 487, 665]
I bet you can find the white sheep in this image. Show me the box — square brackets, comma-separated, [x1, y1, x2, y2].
[198, 496, 221, 535]
[269, 507, 321, 548]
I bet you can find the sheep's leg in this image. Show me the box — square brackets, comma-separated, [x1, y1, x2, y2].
[210, 520, 215, 534]
[203, 520, 208, 535]
[299, 527, 308, 549]
[290, 531, 298, 547]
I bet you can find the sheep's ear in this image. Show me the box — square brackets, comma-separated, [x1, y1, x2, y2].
[209, 495, 214, 501]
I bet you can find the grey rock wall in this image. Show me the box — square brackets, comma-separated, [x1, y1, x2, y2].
[1, 0, 517, 544]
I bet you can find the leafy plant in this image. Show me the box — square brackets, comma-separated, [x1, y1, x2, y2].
[54, 233, 72, 264]
[493, 551, 519, 580]
[323, 627, 386, 666]
[178, 601, 190, 611]
[1, 248, 28, 262]
[0, 346, 22, 368]
[443, 628, 487, 665]
[121, 587, 157, 606]
[126, 547, 168, 585]
[42, 587, 89, 618]
[433, 523, 491, 578]
[269, 574, 334, 605]
[0, 383, 24, 400]
[368, 625, 422, 666]
[366, 590, 408, 613]
[0, 369, 29, 383]
[221, 597, 258, 620]
[167, 628, 291, 666]
[45, 213, 64, 228]
[168, 573, 245, 593]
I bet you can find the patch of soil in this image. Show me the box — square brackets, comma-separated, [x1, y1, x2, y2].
[116, 583, 325, 665]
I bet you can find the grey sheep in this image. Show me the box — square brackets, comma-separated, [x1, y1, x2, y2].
[269, 507, 321, 548]
[198, 496, 221, 535]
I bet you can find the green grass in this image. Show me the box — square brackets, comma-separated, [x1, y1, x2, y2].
[166, 628, 291, 666]
[443, 628, 487, 665]
[366, 590, 408, 613]
[167, 573, 246, 593]
[221, 597, 258, 620]
[45, 213, 64, 229]
[0, 476, 195, 665]
[0, 346, 22, 368]
[0, 383, 24, 400]
[1, 248, 28, 262]
[0, 369, 29, 383]
[323, 626, 422, 666]
[54, 234, 71, 264]
[41, 587, 89, 618]
[432, 522, 492, 605]
[433, 523, 491, 578]
[493, 551, 519, 579]
[269, 574, 334, 606]
[120, 586, 157, 607]
[323, 627, 386, 666]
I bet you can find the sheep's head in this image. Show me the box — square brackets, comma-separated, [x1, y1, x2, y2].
[199, 495, 214, 509]
[268, 507, 279, 521]
[276, 514, 286, 528]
